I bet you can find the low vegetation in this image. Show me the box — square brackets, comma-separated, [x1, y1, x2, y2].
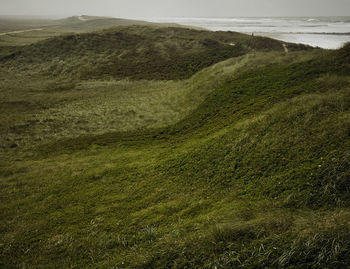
[1, 24, 311, 80]
[0, 15, 150, 46]
[0, 19, 350, 268]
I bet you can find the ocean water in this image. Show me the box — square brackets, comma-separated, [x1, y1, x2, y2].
[146, 17, 350, 49]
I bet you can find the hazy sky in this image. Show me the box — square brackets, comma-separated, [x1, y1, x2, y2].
[1, 0, 350, 18]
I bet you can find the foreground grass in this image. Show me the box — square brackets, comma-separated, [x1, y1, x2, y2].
[1, 29, 350, 267]
[2, 85, 350, 267]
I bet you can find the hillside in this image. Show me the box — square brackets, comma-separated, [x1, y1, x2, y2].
[0, 25, 311, 80]
[1, 22, 350, 268]
[0, 15, 151, 46]
[0, 25, 313, 151]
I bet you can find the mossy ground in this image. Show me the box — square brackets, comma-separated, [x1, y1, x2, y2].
[1, 22, 350, 268]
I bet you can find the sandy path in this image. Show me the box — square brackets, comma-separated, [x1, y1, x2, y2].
[0, 28, 43, 36]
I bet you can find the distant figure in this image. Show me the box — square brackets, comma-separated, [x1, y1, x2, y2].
[283, 44, 289, 53]
[252, 32, 254, 37]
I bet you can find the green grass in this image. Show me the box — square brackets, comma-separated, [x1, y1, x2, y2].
[0, 25, 312, 80]
[1, 23, 350, 268]
[0, 50, 318, 152]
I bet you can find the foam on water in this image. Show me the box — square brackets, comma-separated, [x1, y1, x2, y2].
[146, 17, 350, 49]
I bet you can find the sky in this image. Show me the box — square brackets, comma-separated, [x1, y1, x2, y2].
[1, 0, 350, 18]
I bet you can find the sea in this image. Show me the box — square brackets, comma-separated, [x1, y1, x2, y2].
[145, 17, 350, 49]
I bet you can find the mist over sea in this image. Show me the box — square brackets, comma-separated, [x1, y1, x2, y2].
[146, 17, 350, 49]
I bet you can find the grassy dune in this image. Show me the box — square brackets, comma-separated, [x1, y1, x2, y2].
[0, 16, 151, 46]
[1, 21, 350, 268]
[0, 15, 202, 47]
[1, 25, 311, 80]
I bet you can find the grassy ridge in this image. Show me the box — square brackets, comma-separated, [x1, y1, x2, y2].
[1, 25, 350, 267]
[0, 15, 152, 46]
[1, 25, 311, 80]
